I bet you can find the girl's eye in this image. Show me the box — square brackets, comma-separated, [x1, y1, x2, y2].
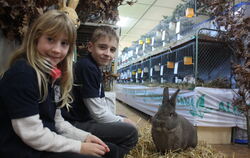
[61, 41, 69, 46]
[47, 37, 53, 42]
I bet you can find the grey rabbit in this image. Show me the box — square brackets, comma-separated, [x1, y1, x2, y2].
[151, 87, 197, 152]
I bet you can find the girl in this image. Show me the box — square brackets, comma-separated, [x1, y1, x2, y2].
[0, 10, 116, 158]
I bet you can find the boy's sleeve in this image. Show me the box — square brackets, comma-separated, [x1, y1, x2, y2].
[83, 97, 124, 123]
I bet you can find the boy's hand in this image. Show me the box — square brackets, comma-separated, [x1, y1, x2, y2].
[85, 134, 110, 152]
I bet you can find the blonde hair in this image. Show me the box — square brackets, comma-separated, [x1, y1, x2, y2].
[8, 10, 77, 109]
[90, 26, 119, 44]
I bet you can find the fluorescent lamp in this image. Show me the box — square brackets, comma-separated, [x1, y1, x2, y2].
[116, 16, 130, 27]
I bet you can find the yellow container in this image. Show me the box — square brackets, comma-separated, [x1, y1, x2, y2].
[139, 40, 144, 45]
[146, 38, 151, 44]
[186, 8, 194, 18]
[132, 71, 136, 75]
[167, 61, 174, 69]
[184, 56, 193, 65]
[137, 68, 142, 73]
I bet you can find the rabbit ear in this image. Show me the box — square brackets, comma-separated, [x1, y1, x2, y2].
[58, 0, 67, 9]
[162, 87, 169, 104]
[170, 89, 180, 105]
[68, 0, 79, 9]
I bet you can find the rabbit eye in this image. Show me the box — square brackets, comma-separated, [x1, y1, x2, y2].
[63, 11, 69, 15]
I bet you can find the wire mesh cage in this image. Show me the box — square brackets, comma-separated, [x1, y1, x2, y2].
[136, 62, 142, 83]
[141, 59, 150, 83]
[161, 51, 176, 83]
[152, 30, 164, 49]
[175, 42, 195, 81]
[150, 55, 161, 83]
[125, 66, 131, 83]
[136, 40, 144, 57]
[197, 40, 232, 83]
[130, 64, 137, 83]
[117, 67, 124, 83]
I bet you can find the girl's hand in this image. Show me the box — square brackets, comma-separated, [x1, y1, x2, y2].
[85, 134, 110, 152]
[80, 142, 106, 157]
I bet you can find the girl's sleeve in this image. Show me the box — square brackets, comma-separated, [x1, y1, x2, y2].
[54, 109, 91, 141]
[11, 115, 82, 153]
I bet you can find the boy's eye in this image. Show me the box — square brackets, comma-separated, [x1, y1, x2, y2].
[99, 45, 107, 49]
[110, 47, 116, 53]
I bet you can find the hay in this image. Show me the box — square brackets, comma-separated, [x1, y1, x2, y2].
[126, 124, 226, 158]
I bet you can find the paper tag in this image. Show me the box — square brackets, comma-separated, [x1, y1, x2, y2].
[142, 43, 145, 51]
[162, 30, 166, 41]
[174, 62, 179, 74]
[151, 37, 155, 46]
[160, 65, 164, 76]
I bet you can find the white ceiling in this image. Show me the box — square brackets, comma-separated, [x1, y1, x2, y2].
[117, 0, 182, 51]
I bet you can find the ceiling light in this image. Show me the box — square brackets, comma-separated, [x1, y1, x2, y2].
[116, 16, 130, 27]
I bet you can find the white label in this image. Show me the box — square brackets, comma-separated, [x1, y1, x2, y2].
[154, 65, 160, 71]
[174, 62, 179, 74]
[160, 65, 164, 76]
[128, 50, 133, 58]
[150, 68, 153, 77]
[176, 21, 180, 34]
[162, 30, 166, 41]
[160, 77, 164, 83]
[141, 70, 144, 78]
[136, 47, 139, 55]
[135, 72, 138, 79]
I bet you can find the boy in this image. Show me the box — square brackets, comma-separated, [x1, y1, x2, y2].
[62, 26, 138, 158]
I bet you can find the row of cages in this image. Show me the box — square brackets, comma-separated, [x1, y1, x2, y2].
[117, 17, 216, 67]
[117, 40, 234, 86]
[117, 2, 250, 68]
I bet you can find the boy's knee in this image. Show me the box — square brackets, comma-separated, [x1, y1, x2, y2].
[124, 124, 138, 148]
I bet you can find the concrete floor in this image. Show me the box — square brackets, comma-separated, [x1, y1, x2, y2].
[115, 100, 250, 158]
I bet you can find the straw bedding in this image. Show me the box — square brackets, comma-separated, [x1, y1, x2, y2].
[126, 124, 226, 158]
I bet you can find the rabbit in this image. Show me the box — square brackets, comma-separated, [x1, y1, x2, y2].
[151, 87, 197, 152]
[58, 0, 80, 28]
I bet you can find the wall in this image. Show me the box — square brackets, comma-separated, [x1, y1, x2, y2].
[0, 30, 19, 73]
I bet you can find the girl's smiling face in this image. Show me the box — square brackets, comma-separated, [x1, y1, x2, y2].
[37, 33, 69, 67]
